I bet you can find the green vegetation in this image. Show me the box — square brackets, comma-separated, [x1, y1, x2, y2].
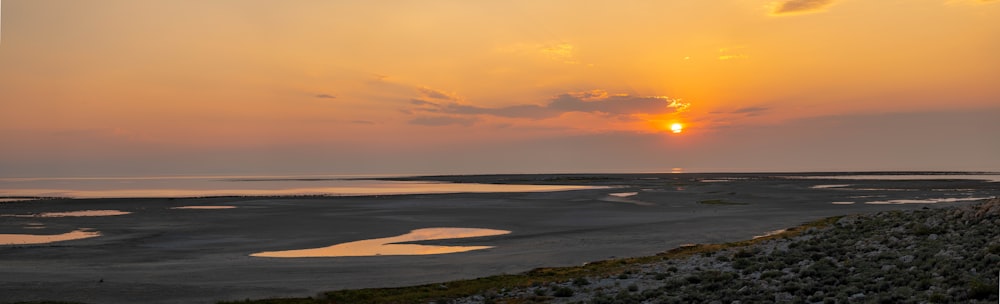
[969, 279, 998, 300]
[552, 287, 574, 297]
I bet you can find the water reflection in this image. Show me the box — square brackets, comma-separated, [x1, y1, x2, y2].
[811, 184, 851, 189]
[864, 197, 990, 205]
[251, 227, 511, 258]
[788, 174, 1000, 182]
[1, 210, 130, 218]
[698, 179, 733, 183]
[171, 206, 237, 210]
[752, 229, 787, 239]
[601, 192, 653, 206]
[0, 229, 100, 245]
[0, 177, 602, 199]
[0, 198, 36, 203]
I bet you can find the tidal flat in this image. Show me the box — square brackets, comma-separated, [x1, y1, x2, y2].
[0, 173, 997, 303]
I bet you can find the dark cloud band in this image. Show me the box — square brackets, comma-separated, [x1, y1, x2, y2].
[411, 90, 688, 120]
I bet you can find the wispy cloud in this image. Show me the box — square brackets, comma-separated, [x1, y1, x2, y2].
[732, 106, 770, 115]
[408, 116, 478, 127]
[417, 87, 458, 101]
[315, 94, 336, 99]
[772, 0, 837, 15]
[711, 106, 771, 116]
[539, 42, 579, 64]
[410, 90, 689, 120]
[500, 41, 582, 65]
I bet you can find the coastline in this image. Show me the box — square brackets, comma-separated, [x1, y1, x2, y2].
[1, 173, 997, 303]
[308, 198, 999, 304]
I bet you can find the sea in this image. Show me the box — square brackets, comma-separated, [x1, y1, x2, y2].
[0, 174, 600, 200]
[1, 171, 997, 200]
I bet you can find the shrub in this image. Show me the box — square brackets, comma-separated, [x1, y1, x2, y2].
[553, 287, 574, 297]
[572, 277, 591, 286]
[734, 248, 754, 258]
[928, 292, 947, 303]
[781, 282, 801, 293]
[968, 279, 997, 300]
[913, 224, 940, 236]
[641, 289, 664, 298]
[761, 270, 783, 279]
[987, 243, 1000, 254]
[685, 275, 701, 284]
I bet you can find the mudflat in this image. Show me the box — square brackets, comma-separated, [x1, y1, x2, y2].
[1, 173, 997, 303]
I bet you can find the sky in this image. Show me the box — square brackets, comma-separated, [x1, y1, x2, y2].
[1, 0, 998, 177]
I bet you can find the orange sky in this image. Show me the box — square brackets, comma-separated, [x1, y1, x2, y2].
[1, 0, 998, 176]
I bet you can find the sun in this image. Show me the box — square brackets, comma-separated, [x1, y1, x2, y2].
[670, 123, 684, 133]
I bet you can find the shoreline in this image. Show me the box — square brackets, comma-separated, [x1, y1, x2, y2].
[1, 174, 997, 303]
[309, 198, 998, 304]
[447, 198, 1000, 303]
[3, 171, 999, 201]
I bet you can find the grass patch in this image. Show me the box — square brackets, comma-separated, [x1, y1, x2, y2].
[698, 199, 748, 205]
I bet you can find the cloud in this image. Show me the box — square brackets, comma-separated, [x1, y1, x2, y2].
[315, 94, 336, 99]
[772, 0, 836, 15]
[408, 116, 478, 127]
[410, 90, 689, 120]
[718, 47, 749, 60]
[539, 43, 579, 64]
[711, 106, 771, 117]
[351, 120, 376, 125]
[718, 55, 749, 60]
[500, 41, 581, 65]
[410, 99, 437, 106]
[732, 106, 770, 115]
[417, 87, 458, 101]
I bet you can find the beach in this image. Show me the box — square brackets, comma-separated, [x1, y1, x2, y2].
[1, 173, 997, 303]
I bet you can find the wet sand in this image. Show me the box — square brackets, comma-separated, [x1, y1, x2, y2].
[1, 173, 997, 303]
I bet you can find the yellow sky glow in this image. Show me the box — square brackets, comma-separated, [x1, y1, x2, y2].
[1, 0, 998, 175]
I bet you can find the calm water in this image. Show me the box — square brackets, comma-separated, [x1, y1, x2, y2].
[0, 229, 101, 245]
[2, 172, 996, 199]
[251, 227, 512, 258]
[0, 175, 600, 199]
[786, 173, 1000, 182]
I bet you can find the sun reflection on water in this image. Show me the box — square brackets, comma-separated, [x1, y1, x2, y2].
[251, 227, 511, 258]
[0, 229, 101, 245]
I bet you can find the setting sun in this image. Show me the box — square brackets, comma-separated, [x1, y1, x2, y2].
[670, 123, 684, 134]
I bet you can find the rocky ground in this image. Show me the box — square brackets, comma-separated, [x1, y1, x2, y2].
[455, 198, 1000, 303]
